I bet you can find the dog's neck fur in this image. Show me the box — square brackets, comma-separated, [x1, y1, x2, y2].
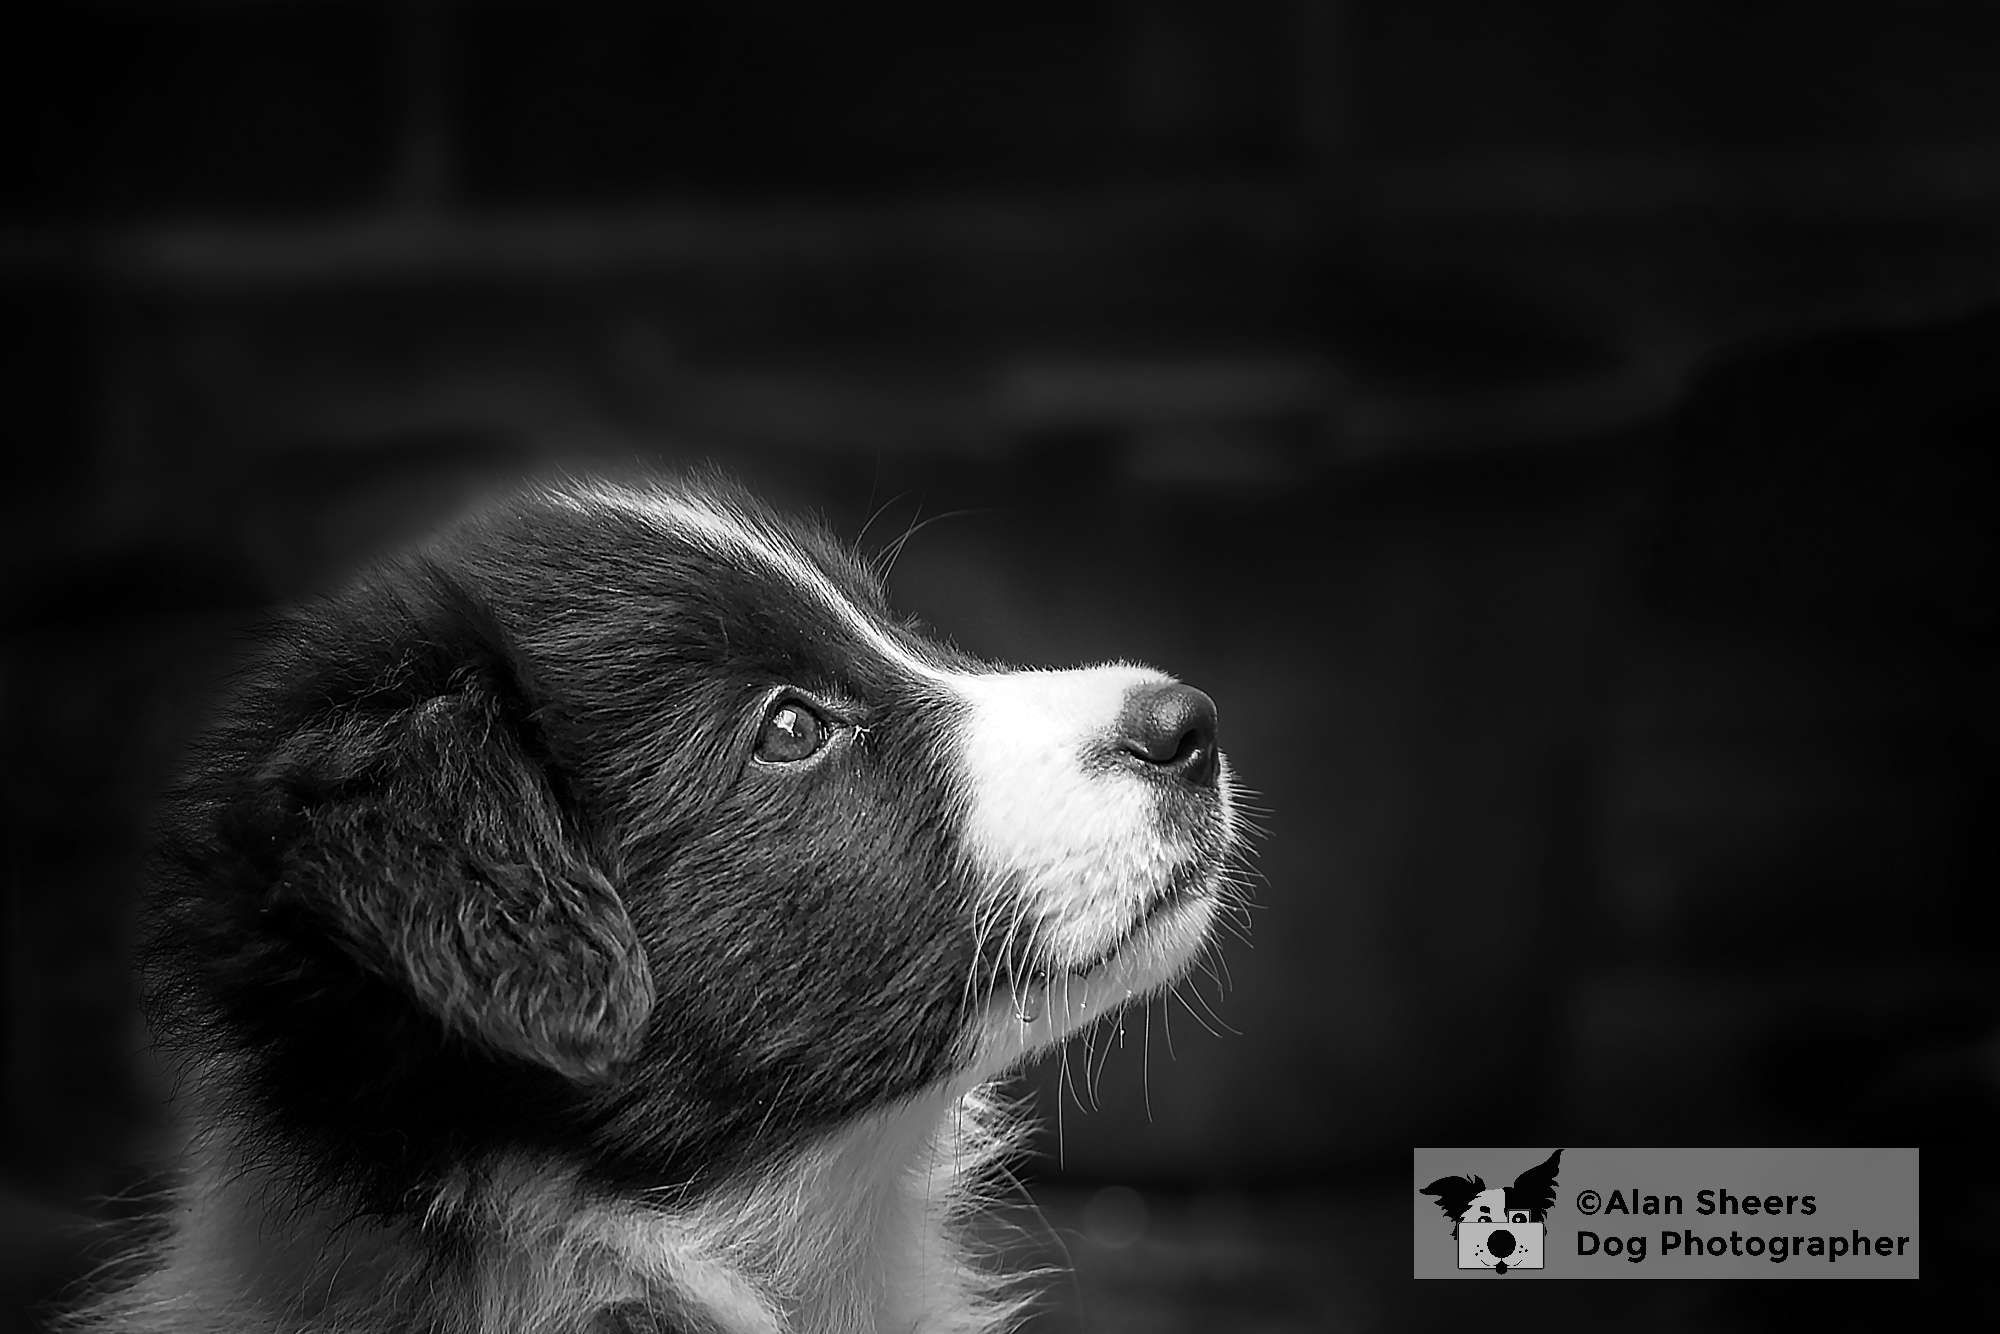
[84, 1083, 1028, 1334]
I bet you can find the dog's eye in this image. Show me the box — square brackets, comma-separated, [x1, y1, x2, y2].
[1510, 1212, 1528, 1223]
[755, 697, 829, 763]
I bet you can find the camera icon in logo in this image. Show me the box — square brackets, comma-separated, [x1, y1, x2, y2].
[1459, 1217, 1545, 1272]
[1420, 1149, 1563, 1277]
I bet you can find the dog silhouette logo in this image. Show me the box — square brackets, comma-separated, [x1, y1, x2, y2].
[1420, 1149, 1563, 1274]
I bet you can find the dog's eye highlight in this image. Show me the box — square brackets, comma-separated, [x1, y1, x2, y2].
[755, 697, 828, 763]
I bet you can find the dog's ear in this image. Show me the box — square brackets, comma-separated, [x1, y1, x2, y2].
[1507, 1149, 1563, 1217]
[1419, 1174, 1484, 1222]
[255, 667, 654, 1083]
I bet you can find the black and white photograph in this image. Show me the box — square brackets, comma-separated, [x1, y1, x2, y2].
[4, 3, 1995, 1330]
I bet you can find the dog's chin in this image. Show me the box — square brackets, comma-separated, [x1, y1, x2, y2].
[964, 883, 1220, 1081]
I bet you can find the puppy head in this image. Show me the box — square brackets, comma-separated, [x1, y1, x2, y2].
[148, 474, 1245, 1199]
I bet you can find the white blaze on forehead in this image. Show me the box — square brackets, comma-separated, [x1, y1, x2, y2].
[955, 665, 1180, 962]
[552, 480, 955, 686]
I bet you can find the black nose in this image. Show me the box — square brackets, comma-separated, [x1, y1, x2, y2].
[1116, 682, 1219, 786]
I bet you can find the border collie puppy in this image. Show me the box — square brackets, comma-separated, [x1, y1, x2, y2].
[73, 474, 1245, 1334]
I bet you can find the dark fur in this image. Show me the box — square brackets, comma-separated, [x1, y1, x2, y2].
[142, 476, 1000, 1221]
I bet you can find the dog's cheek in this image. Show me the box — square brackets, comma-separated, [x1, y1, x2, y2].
[582, 721, 977, 1180]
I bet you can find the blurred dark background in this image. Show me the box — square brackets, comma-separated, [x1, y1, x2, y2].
[4, 1, 1997, 1330]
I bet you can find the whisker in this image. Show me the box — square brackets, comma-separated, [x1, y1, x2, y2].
[1141, 999, 1156, 1122]
[1089, 1010, 1124, 1108]
[1211, 946, 1237, 995]
[993, 892, 1034, 1020]
[957, 888, 1004, 1028]
[1172, 981, 1233, 1040]
[1076, 987, 1101, 1113]
[1054, 1001, 1070, 1170]
[1061, 972, 1088, 1116]
[879, 506, 992, 581]
[854, 489, 911, 551]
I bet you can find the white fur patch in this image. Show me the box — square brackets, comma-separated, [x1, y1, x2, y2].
[954, 665, 1181, 962]
[71, 1079, 1033, 1334]
[952, 668, 1237, 1071]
